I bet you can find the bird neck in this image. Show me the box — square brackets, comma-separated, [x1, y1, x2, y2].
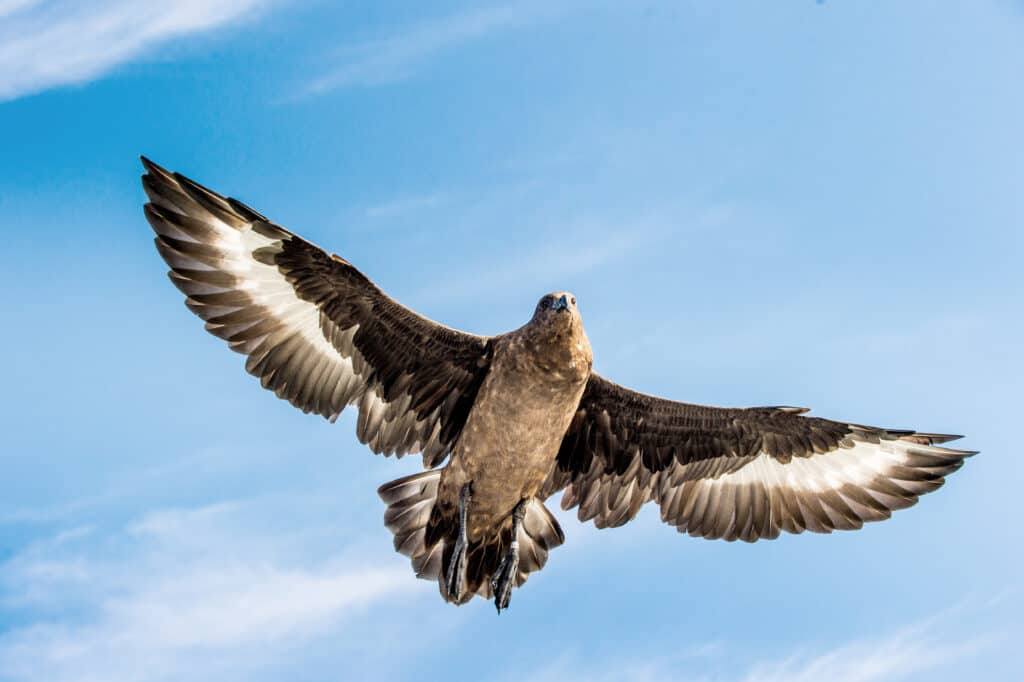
[524, 316, 592, 381]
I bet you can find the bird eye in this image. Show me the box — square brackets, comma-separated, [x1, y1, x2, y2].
[571, 297, 576, 305]
[540, 298, 551, 309]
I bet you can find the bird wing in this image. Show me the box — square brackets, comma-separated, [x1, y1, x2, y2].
[142, 157, 492, 468]
[542, 373, 975, 540]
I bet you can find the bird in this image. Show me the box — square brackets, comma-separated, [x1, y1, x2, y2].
[141, 157, 976, 613]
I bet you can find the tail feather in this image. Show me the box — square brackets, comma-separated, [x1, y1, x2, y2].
[378, 470, 444, 578]
[439, 497, 565, 604]
[378, 471, 565, 605]
[519, 499, 565, 574]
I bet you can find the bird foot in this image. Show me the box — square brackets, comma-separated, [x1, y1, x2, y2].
[491, 544, 519, 613]
[446, 536, 467, 602]
[445, 482, 472, 602]
[491, 498, 527, 613]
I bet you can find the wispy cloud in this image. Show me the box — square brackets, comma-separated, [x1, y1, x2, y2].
[740, 615, 998, 682]
[306, 0, 584, 94]
[404, 195, 733, 308]
[519, 643, 727, 682]
[363, 192, 450, 220]
[0, 0, 38, 21]
[0, 443, 284, 526]
[0, 498, 426, 682]
[411, 212, 672, 306]
[516, 597, 1014, 682]
[0, 0, 273, 102]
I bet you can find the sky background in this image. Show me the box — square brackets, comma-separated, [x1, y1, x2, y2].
[1, 1, 1022, 681]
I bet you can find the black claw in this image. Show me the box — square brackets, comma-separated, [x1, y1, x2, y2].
[446, 537, 467, 602]
[491, 498, 527, 613]
[492, 550, 518, 613]
[446, 482, 472, 603]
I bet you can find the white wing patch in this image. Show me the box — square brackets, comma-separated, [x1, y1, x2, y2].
[654, 436, 971, 542]
[144, 162, 460, 463]
[724, 440, 900, 493]
[213, 215, 355, 378]
[152, 190, 361, 420]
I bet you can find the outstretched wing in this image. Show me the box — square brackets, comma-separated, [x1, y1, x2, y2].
[543, 373, 975, 541]
[142, 157, 492, 467]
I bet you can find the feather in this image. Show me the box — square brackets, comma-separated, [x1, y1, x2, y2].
[142, 158, 492, 468]
[548, 374, 974, 542]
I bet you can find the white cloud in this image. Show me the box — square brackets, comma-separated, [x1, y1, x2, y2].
[515, 599, 1011, 682]
[519, 643, 726, 682]
[0, 498, 426, 682]
[409, 223, 639, 305]
[0, 0, 39, 21]
[407, 202, 705, 306]
[363, 192, 450, 219]
[740, 618, 996, 682]
[0, 0, 273, 102]
[306, 0, 584, 94]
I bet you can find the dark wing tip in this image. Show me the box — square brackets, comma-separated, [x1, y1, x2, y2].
[140, 157, 178, 193]
[945, 447, 979, 457]
[894, 432, 969, 446]
[141, 202, 163, 224]
[228, 196, 269, 222]
[173, 170, 219, 198]
[774, 406, 811, 415]
[920, 433, 965, 444]
[140, 155, 167, 176]
[140, 159, 266, 219]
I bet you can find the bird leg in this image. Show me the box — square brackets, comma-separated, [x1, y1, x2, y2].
[491, 498, 527, 613]
[446, 482, 472, 603]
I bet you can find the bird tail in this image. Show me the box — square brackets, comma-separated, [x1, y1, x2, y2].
[378, 470, 447, 581]
[378, 471, 565, 605]
[437, 497, 565, 605]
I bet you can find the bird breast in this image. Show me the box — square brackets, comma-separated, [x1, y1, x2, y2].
[443, 328, 591, 539]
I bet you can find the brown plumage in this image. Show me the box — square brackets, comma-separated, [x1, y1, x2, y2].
[141, 157, 976, 610]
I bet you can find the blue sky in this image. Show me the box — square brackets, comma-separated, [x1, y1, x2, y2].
[1, 1, 1021, 680]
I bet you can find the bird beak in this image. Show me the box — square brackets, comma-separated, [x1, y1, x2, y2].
[552, 295, 569, 312]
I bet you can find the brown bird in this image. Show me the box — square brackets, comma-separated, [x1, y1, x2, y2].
[141, 157, 976, 612]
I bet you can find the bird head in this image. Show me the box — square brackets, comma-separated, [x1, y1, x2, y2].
[530, 291, 591, 372]
[532, 291, 579, 324]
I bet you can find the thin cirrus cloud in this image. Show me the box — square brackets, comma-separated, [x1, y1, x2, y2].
[410, 216, 663, 306]
[407, 199, 728, 307]
[304, 0, 587, 95]
[517, 599, 1009, 682]
[0, 498, 426, 682]
[0, 0, 273, 102]
[0, 0, 39, 21]
[739, 616, 999, 682]
[363, 192, 450, 219]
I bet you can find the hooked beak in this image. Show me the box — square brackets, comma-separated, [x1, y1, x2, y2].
[552, 294, 569, 312]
